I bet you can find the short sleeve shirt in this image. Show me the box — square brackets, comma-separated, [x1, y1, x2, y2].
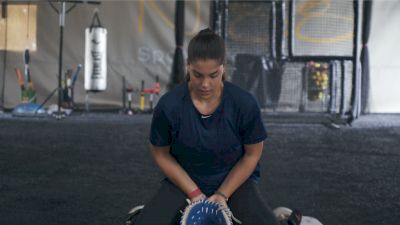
[150, 81, 267, 195]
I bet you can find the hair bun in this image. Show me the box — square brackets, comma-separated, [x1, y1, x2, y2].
[199, 28, 215, 35]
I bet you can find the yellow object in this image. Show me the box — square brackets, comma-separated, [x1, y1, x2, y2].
[140, 93, 145, 111]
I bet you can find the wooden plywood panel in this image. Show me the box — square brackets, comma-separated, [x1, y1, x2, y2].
[0, 4, 37, 52]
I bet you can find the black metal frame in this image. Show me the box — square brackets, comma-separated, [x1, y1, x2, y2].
[288, 0, 356, 60]
[288, 0, 360, 122]
[46, 1, 100, 118]
[0, 1, 7, 111]
[211, 0, 361, 124]
[210, 0, 228, 39]
[350, 0, 361, 122]
[0, 1, 99, 113]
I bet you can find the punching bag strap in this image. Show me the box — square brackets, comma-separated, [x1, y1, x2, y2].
[90, 9, 102, 32]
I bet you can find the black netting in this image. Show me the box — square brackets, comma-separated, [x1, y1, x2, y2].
[281, 0, 290, 58]
[271, 62, 303, 112]
[303, 61, 331, 112]
[217, 0, 354, 116]
[292, 0, 354, 56]
[226, 1, 272, 58]
[343, 60, 353, 114]
[329, 60, 342, 114]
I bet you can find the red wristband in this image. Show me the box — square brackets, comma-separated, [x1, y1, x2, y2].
[188, 188, 202, 199]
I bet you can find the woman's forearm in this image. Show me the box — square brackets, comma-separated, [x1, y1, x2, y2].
[150, 144, 199, 196]
[216, 142, 264, 198]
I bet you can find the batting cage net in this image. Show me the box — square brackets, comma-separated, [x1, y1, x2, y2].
[291, 0, 354, 57]
[226, 1, 272, 57]
[212, 0, 356, 119]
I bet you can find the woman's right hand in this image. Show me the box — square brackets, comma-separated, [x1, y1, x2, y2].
[207, 194, 228, 208]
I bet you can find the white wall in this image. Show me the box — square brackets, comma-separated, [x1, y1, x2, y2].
[369, 1, 400, 113]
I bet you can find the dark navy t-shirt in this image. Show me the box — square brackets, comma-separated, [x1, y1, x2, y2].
[150, 81, 267, 195]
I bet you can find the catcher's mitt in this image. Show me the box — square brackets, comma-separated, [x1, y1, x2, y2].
[180, 199, 233, 225]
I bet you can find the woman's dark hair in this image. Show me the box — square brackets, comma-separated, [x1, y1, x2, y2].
[187, 28, 226, 65]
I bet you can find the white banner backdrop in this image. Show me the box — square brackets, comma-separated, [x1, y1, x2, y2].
[0, 1, 210, 109]
[369, 1, 400, 113]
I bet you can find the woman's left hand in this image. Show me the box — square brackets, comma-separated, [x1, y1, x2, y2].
[207, 194, 228, 209]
